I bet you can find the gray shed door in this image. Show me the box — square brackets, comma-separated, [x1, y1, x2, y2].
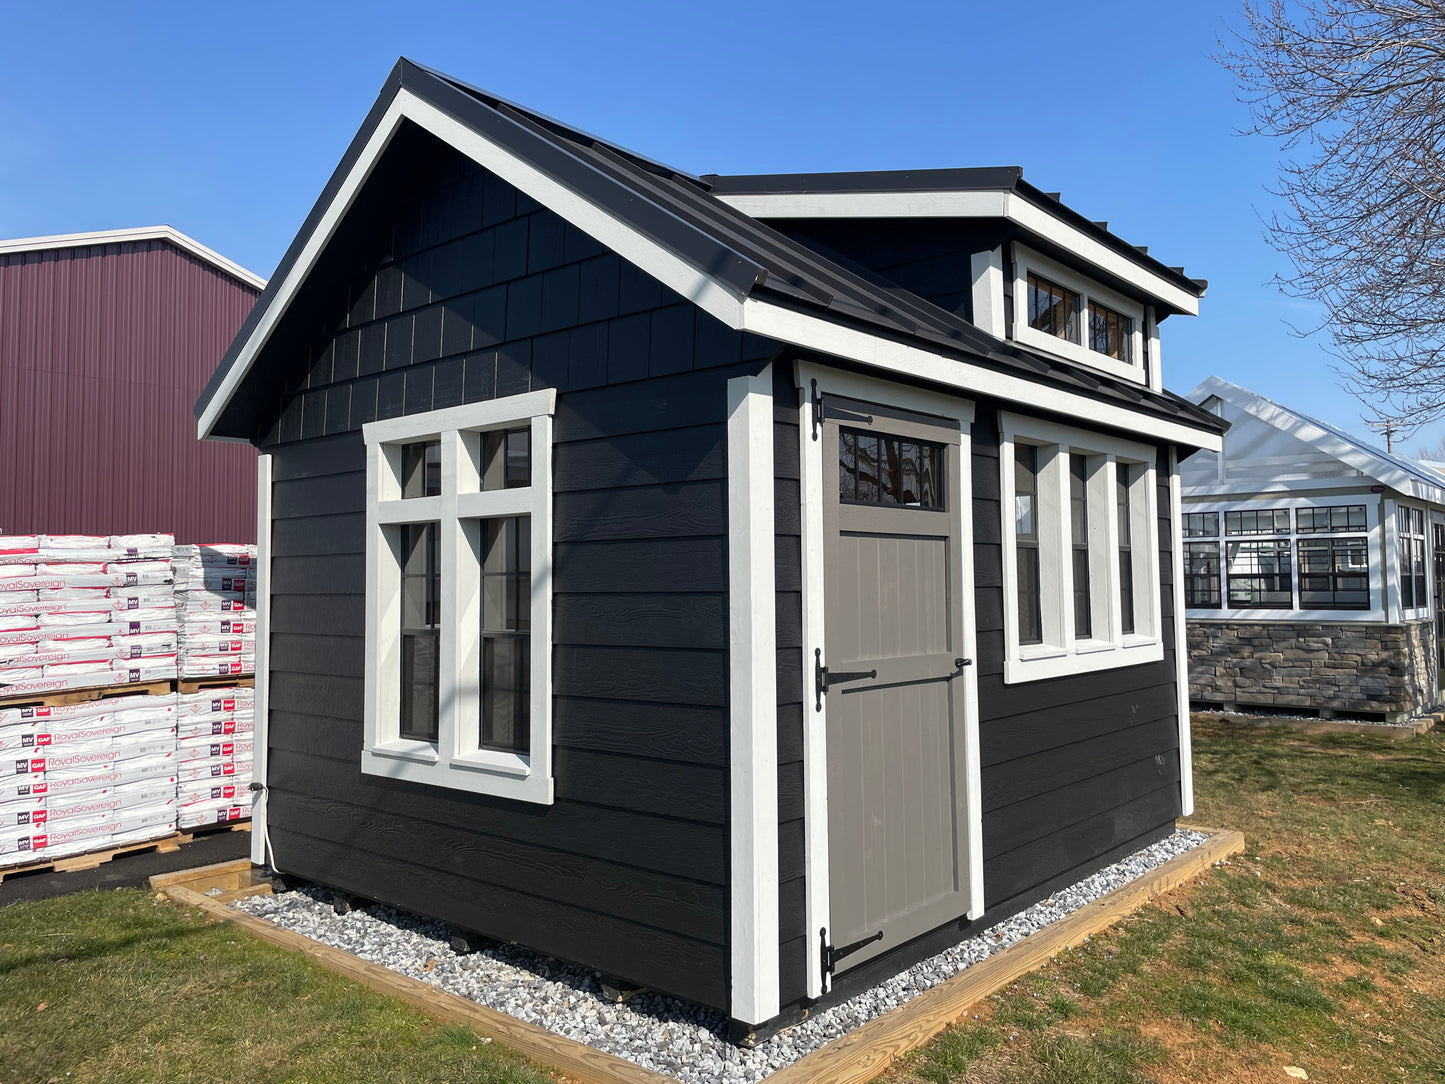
[822, 398, 971, 977]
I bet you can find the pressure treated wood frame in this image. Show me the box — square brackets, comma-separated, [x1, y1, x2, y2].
[154, 826, 1242, 1083]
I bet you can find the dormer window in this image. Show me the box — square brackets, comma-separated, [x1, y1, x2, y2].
[1012, 246, 1146, 384]
[1027, 273, 1080, 344]
[1088, 301, 1132, 362]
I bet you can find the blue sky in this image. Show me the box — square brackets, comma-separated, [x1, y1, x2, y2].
[5, 0, 1432, 454]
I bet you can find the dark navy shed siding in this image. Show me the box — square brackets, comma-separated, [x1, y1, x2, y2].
[256, 131, 776, 1011]
[0, 239, 259, 542]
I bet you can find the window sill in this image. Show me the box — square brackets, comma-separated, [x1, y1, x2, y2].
[451, 749, 531, 779]
[369, 738, 440, 765]
[1004, 636, 1164, 684]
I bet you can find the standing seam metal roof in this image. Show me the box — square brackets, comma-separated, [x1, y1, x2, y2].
[196, 59, 1225, 441]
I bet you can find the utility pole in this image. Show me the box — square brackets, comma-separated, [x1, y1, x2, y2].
[1367, 418, 1400, 454]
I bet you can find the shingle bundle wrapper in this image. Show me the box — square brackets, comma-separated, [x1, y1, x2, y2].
[174, 687, 254, 828]
[0, 534, 178, 696]
[172, 544, 257, 679]
[0, 693, 179, 866]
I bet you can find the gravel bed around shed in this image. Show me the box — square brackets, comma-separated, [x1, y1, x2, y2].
[234, 829, 1208, 1083]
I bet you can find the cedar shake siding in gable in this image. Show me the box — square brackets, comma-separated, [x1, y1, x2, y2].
[256, 131, 777, 1010]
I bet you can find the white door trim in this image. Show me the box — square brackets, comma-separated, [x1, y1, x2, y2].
[728, 367, 780, 1026]
[794, 360, 982, 997]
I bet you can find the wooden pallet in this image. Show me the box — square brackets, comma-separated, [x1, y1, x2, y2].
[177, 675, 255, 695]
[0, 679, 174, 710]
[0, 832, 184, 883]
[174, 820, 251, 845]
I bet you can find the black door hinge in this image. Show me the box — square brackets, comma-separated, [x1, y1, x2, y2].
[810, 378, 822, 441]
[821, 926, 883, 984]
[814, 648, 877, 712]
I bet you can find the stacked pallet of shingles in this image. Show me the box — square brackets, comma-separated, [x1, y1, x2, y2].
[0, 534, 180, 867]
[0, 534, 178, 697]
[172, 544, 256, 681]
[172, 543, 256, 831]
[175, 686, 254, 830]
[0, 692, 180, 866]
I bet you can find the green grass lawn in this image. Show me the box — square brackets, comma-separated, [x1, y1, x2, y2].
[880, 717, 1445, 1084]
[0, 888, 554, 1084]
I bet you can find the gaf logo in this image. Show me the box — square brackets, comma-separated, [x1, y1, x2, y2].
[209, 785, 237, 800]
[15, 758, 44, 774]
[19, 809, 47, 826]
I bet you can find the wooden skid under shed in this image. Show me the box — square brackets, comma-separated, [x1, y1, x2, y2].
[151, 826, 1245, 1084]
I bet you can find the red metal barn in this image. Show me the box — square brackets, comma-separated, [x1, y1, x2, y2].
[0, 227, 263, 542]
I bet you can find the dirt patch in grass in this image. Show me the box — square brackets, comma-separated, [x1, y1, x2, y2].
[878, 718, 1445, 1084]
[0, 888, 556, 1084]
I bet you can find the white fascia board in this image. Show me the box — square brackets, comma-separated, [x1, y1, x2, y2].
[1191, 376, 1445, 503]
[0, 225, 266, 291]
[714, 189, 1199, 315]
[727, 368, 779, 1027]
[747, 299, 1221, 451]
[198, 89, 748, 440]
[1181, 477, 1379, 499]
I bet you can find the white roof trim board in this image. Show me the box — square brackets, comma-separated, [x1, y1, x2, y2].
[1188, 375, 1445, 503]
[715, 189, 1201, 317]
[0, 226, 266, 292]
[195, 82, 1223, 451]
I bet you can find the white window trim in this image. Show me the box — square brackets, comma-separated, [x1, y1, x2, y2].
[1011, 244, 1146, 385]
[1396, 501, 1431, 621]
[1183, 496, 1383, 623]
[361, 389, 556, 803]
[1000, 413, 1163, 683]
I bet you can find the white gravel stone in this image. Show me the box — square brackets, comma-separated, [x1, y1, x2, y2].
[235, 828, 1208, 1082]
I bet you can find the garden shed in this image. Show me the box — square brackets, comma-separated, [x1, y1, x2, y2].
[195, 59, 1226, 1033]
[1183, 376, 1445, 721]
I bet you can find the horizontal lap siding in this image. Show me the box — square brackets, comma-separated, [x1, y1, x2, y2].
[258, 135, 777, 1012]
[773, 370, 808, 1006]
[971, 409, 1181, 909]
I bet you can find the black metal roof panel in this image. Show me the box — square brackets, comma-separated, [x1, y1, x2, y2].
[197, 59, 1224, 441]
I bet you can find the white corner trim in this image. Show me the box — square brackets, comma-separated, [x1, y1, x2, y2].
[713, 188, 1200, 314]
[198, 88, 747, 440]
[727, 367, 779, 1027]
[1169, 449, 1193, 818]
[0, 225, 266, 291]
[747, 299, 1220, 452]
[956, 413, 985, 922]
[252, 454, 273, 867]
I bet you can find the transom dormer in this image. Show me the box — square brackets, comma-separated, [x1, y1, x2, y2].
[707, 168, 1205, 393]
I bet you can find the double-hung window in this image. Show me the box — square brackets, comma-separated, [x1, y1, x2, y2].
[1224, 510, 1292, 609]
[361, 390, 555, 804]
[1001, 414, 1162, 682]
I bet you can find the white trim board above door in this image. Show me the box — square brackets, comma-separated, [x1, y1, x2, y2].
[794, 361, 982, 998]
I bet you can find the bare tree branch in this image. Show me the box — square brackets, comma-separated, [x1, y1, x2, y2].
[1220, 0, 1445, 427]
